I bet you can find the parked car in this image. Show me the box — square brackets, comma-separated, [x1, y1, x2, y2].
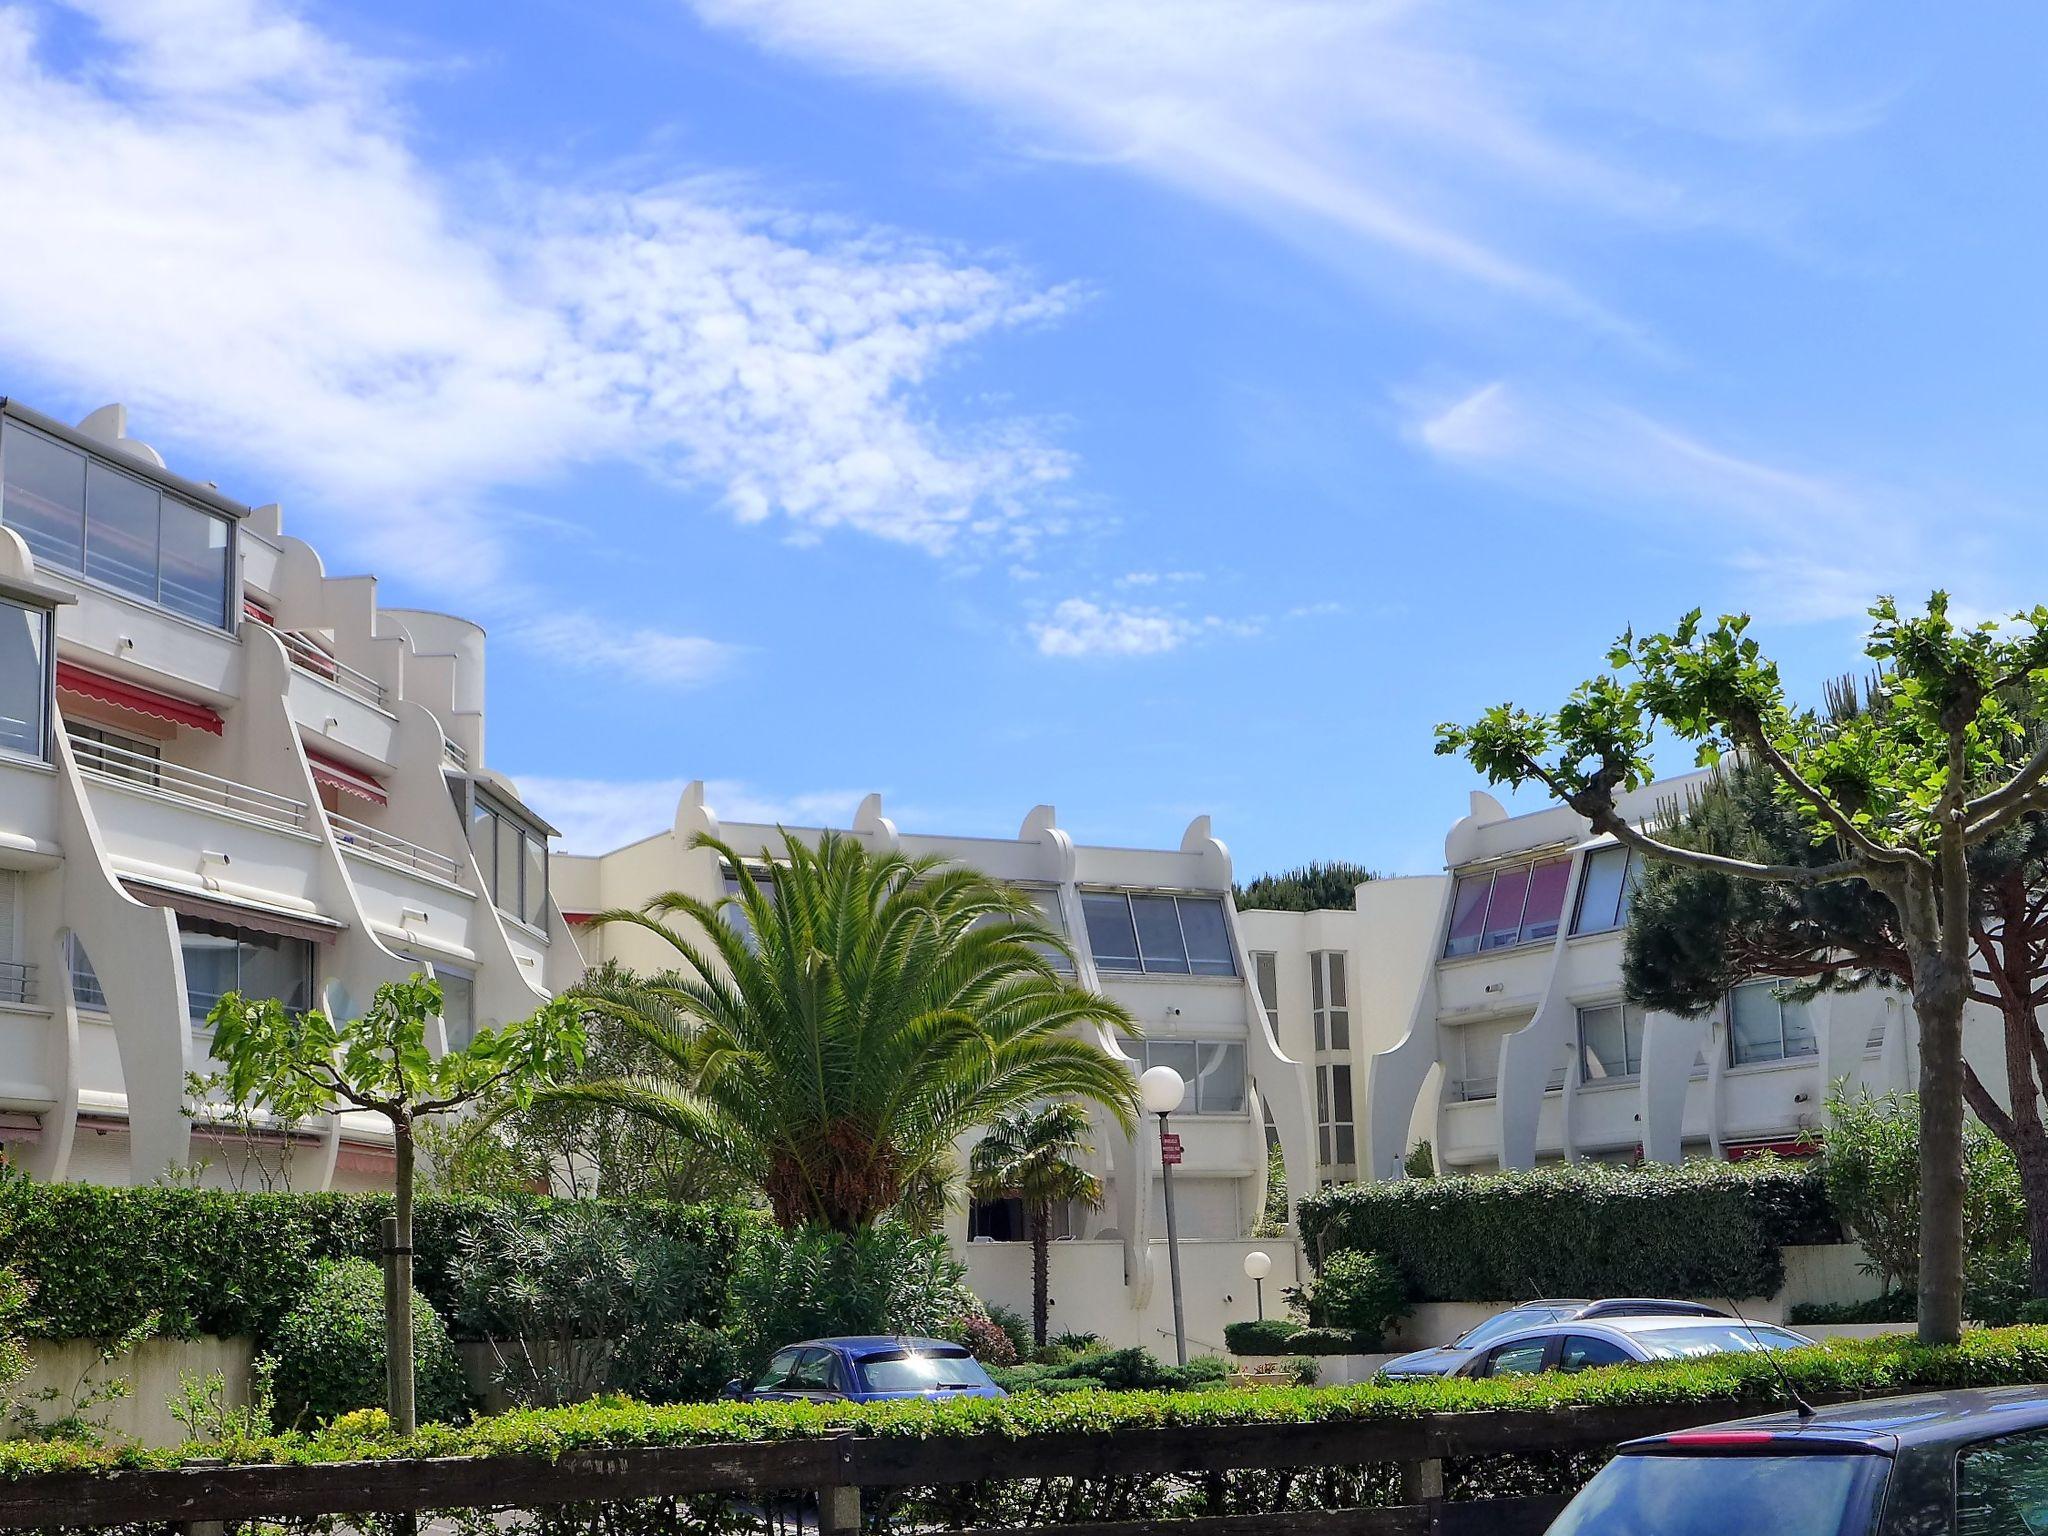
[1456, 1315, 1812, 1379]
[722, 1336, 1007, 1403]
[1545, 1386, 2048, 1534]
[1378, 1298, 1727, 1379]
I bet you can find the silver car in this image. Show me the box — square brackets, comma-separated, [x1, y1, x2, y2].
[1456, 1314, 1813, 1379]
[1377, 1298, 1726, 1380]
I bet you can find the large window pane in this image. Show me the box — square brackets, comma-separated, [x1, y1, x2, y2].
[1326, 951, 1347, 1008]
[1178, 897, 1235, 975]
[496, 815, 523, 920]
[1147, 1039, 1198, 1096]
[237, 932, 314, 1015]
[1481, 865, 1530, 950]
[1520, 857, 1570, 943]
[1, 423, 85, 570]
[1082, 892, 1141, 972]
[84, 460, 160, 600]
[523, 831, 548, 928]
[439, 968, 476, 1051]
[157, 498, 230, 627]
[1781, 994, 1818, 1058]
[1252, 951, 1278, 1028]
[1730, 982, 1784, 1065]
[1026, 889, 1073, 973]
[1444, 874, 1490, 957]
[1195, 1042, 1246, 1114]
[1131, 894, 1190, 973]
[178, 923, 240, 1023]
[0, 601, 47, 759]
[1572, 846, 1630, 934]
[469, 801, 497, 902]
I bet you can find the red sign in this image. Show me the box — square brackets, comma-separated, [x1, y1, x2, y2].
[1159, 1133, 1183, 1166]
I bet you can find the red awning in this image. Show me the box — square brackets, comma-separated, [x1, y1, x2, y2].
[56, 662, 224, 735]
[305, 749, 387, 807]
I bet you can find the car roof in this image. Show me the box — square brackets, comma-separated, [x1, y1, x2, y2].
[1630, 1388, 2048, 1452]
[1481, 1315, 1809, 1350]
[789, 1336, 966, 1358]
[1578, 1298, 1724, 1316]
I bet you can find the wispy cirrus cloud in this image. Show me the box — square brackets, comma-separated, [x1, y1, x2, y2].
[1029, 596, 1262, 659]
[517, 775, 871, 854]
[506, 614, 744, 691]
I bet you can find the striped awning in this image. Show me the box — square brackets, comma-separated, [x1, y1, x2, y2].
[56, 662, 224, 735]
[305, 749, 387, 807]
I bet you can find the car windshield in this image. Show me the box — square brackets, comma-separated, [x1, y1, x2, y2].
[1634, 1324, 1807, 1359]
[1548, 1454, 1883, 1536]
[856, 1350, 992, 1393]
[1460, 1308, 1572, 1349]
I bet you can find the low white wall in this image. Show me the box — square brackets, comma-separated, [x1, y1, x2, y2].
[18, 1335, 256, 1447]
[961, 1238, 1303, 1357]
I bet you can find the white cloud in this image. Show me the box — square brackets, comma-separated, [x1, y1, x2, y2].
[516, 775, 868, 854]
[688, 1, 1868, 331]
[1114, 570, 1204, 588]
[507, 614, 742, 690]
[1406, 380, 1984, 622]
[0, 0, 1077, 596]
[1029, 597, 1261, 659]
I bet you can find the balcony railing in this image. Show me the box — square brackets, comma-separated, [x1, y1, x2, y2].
[70, 956, 105, 1011]
[279, 630, 388, 711]
[69, 733, 309, 832]
[0, 961, 35, 1006]
[329, 811, 462, 883]
[442, 736, 469, 770]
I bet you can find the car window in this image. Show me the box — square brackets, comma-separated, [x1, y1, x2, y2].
[1481, 1339, 1551, 1377]
[1559, 1335, 1633, 1373]
[857, 1350, 993, 1394]
[1462, 1308, 1571, 1349]
[789, 1348, 840, 1392]
[1959, 1427, 2048, 1534]
[1634, 1324, 1806, 1359]
[1548, 1454, 1883, 1536]
[754, 1347, 802, 1390]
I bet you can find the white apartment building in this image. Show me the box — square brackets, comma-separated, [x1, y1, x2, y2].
[0, 398, 580, 1187]
[553, 784, 1314, 1333]
[1362, 777, 1951, 1178]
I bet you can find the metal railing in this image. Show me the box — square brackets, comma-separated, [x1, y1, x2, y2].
[329, 811, 462, 882]
[69, 957, 106, 1011]
[0, 961, 34, 1007]
[69, 733, 309, 832]
[278, 629, 387, 711]
[442, 735, 469, 769]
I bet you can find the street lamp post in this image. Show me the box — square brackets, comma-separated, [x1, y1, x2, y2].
[1243, 1249, 1272, 1321]
[1139, 1065, 1188, 1367]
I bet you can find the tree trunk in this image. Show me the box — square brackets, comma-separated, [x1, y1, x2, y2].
[388, 1118, 418, 1436]
[1913, 956, 1969, 1345]
[1031, 1199, 1050, 1350]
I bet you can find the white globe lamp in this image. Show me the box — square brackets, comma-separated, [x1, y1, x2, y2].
[1138, 1063, 1189, 1365]
[1243, 1249, 1273, 1319]
[1139, 1064, 1186, 1117]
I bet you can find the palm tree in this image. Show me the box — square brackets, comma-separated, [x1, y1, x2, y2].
[968, 1103, 1104, 1347]
[541, 830, 1139, 1233]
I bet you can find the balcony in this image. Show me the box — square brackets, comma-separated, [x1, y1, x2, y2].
[330, 812, 461, 883]
[278, 630, 386, 711]
[0, 961, 35, 1007]
[71, 735, 307, 831]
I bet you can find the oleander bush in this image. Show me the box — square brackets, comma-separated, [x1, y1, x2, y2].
[1299, 1158, 1837, 1302]
[263, 1260, 469, 1428]
[1224, 1319, 1303, 1356]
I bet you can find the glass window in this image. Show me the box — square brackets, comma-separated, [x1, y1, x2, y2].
[1520, 857, 1570, 942]
[523, 830, 548, 928]
[1632, 1324, 1806, 1358]
[469, 798, 497, 902]
[1024, 888, 1074, 973]
[438, 967, 476, 1052]
[1483, 1340, 1550, 1377]
[1311, 951, 1349, 1052]
[1548, 1455, 1880, 1536]
[1147, 1038, 1199, 1094]
[1959, 1427, 2048, 1536]
[1316, 1061, 1355, 1167]
[496, 815, 522, 920]
[0, 599, 49, 760]
[0, 422, 85, 571]
[1252, 951, 1278, 1032]
[69, 723, 161, 785]
[1572, 845, 1632, 934]
[856, 1350, 991, 1394]
[1130, 894, 1190, 974]
[179, 917, 314, 1025]
[158, 497, 230, 627]
[1481, 864, 1530, 950]
[1730, 980, 1818, 1066]
[1082, 892, 1141, 972]
[67, 934, 106, 1011]
[1444, 874, 1490, 957]
[1178, 897, 1234, 976]
[84, 460, 160, 601]
[754, 1348, 802, 1391]
[1194, 1041, 1247, 1114]
[1558, 1335, 1632, 1373]
[1578, 1002, 1644, 1082]
[789, 1348, 839, 1392]
[1450, 1019, 1515, 1102]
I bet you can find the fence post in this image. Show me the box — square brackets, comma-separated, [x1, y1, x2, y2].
[1401, 1455, 1444, 1529]
[817, 1481, 861, 1535]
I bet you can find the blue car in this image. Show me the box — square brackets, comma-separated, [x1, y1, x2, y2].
[723, 1336, 1007, 1403]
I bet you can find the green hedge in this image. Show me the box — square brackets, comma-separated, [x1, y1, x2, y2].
[1298, 1159, 1837, 1303]
[268, 1260, 469, 1427]
[5, 1326, 2048, 1478]
[0, 1185, 744, 1341]
[1224, 1320, 1302, 1355]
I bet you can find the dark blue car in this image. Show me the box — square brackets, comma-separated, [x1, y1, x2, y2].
[723, 1336, 1007, 1404]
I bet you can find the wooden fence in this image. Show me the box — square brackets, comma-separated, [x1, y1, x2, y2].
[0, 1399, 1773, 1534]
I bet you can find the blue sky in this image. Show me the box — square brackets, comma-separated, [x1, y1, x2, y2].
[2, 1, 2042, 877]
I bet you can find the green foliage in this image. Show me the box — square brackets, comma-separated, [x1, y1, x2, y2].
[263, 1260, 467, 1428]
[555, 831, 1140, 1232]
[0, 1268, 28, 1407]
[1224, 1319, 1303, 1356]
[990, 1348, 1230, 1394]
[1823, 1087, 2025, 1294]
[166, 1362, 275, 1450]
[1299, 1158, 1836, 1302]
[982, 1303, 1033, 1361]
[0, 1183, 742, 1343]
[948, 1309, 1019, 1366]
[1403, 1142, 1436, 1180]
[1286, 1327, 1378, 1355]
[722, 1222, 979, 1377]
[1302, 1251, 1408, 1345]
[447, 1200, 737, 1406]
[1233, 862, 1378, 913]
[19, 1327, 2048, 1481]
[1251, 1139, 1289, 1237]
[1788, 1293, 1918, 1325]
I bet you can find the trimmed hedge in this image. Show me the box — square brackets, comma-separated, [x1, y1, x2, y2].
[6, 1326, 2048, 1477]
[990, 1348, 1231, 1394]
[268, 1260, 469, 1427]
[1224, 1320, 1302, 1355]
[1299, 1159, 1837, 1303]
[0, 1185, 744, 1342]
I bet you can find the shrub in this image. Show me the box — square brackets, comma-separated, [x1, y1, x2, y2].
[1788, 1294, 1917, 1325]
[1286, 1326, 1378, 1355]
[263, 1260, 467, 1428]
[951, 1310, 1019, 1367]
[1307, 1251, 1408, 1343]
[1224, 1319, 1303, 1356]
[991, 1347, 1230, 1394]
[984, 1303, 1033, 1361]
[1299, 1158, 1835, 1302]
